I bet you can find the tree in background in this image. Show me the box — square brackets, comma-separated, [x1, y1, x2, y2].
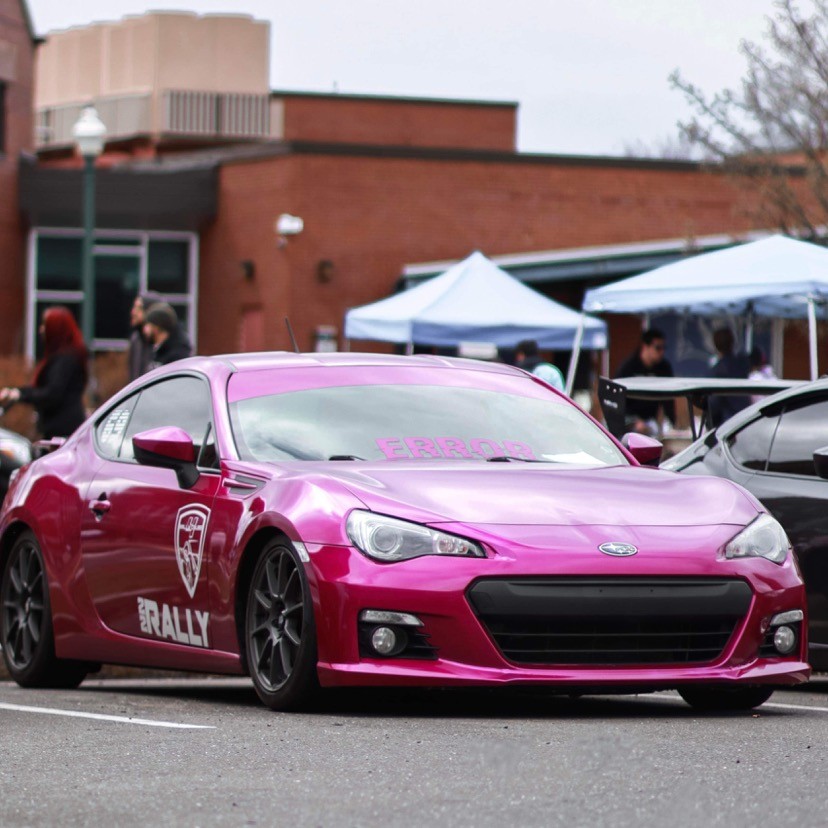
[671, 0, 828, 238]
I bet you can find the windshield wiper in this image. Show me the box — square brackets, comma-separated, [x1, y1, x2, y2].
[485, 455, 546, 463]
[328, 454, 365, 461]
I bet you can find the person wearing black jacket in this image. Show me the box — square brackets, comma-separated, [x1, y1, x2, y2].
[614, 327, 675, 434]
[708, 327, 750, 427]
[144, 302, 193, 369]
[127, 292, 160, 381]
[0, 306, 88, 438]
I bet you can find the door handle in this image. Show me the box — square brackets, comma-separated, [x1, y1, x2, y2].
[89, 496, 111, 519]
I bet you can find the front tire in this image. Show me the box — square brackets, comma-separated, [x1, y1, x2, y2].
[245, 540, 319, 710]
[678, 685, 774, 712]
[1, 531, 89, 688]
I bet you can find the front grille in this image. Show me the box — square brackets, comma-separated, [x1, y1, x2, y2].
[468, 578, 752, 666]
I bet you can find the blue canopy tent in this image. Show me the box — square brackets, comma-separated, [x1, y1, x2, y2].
[345, 251, 607, 352]
[573, 235, 828, 388]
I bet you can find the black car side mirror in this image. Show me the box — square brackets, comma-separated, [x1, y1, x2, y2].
[133, 427, 200, 489]
[813, 447, 828, 480]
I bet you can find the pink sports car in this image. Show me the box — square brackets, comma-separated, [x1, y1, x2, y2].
[0, 354, 809, 710]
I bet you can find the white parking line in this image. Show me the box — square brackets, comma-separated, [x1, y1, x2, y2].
[657, 693, 828, 714]
[0, 701, 215, 729]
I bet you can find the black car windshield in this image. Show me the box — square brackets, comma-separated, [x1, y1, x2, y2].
[229, 383, 626, 465]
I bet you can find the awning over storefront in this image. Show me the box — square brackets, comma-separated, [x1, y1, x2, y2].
[18, 155, 218, 230]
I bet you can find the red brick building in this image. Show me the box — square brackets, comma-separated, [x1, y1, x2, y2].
[13, 10, 820, 403]
[0, 0, 36, 355]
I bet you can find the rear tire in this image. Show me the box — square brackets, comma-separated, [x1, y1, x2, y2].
[678, 685, 774, 712]
[1, 531, 89, 689]
[245, 540, 319, 711]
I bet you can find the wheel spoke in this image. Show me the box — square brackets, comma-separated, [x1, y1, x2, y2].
[8, 562, 22, 594]
[282, 600, 303, 618]
[284, 568, 299, 600]
[24, 546, 37, 587]
[20, 624, 32, 664]
[265, 558, 279, 598]
[254, 589, 273, 612]
[27, 614, 41, 644]
[283, 621, 301, 647]
[256, 636, 273, 673]
[269, 637, 284, 686]
[13, 623, 24, 660]
[277, 552, 290, 598]
[250, 618, 270, 635]
[29, 569, 43, 593]
[278, 636, 294, 677]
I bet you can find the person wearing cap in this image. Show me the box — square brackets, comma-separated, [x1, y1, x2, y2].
[127, 292, 160, 381]
[143, 302, 192, 369]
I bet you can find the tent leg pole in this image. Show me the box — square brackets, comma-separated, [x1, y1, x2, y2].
[745, 303, 754, 353]
[406, 342, 414, 355]
[565, 312, 586, 396]
[808, 297, 819, 380]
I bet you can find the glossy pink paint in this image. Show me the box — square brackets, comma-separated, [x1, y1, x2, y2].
[0, 353, 809, 691]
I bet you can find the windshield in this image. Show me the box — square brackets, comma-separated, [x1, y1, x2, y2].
[229, 380, 626, 466]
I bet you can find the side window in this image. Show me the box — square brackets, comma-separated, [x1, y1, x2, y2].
[121, 376, 213, 462]
[726, 415, 779, 471]
[95, 394, 139, 459]
[766, 397, 828, 477]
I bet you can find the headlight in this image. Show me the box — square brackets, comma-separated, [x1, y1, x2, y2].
[0, 438, 31, 467]
[346, 510, 485, 562]
[724, 514, 790, 565]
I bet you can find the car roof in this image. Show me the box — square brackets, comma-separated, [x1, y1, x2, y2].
[158, 351, 524, 377]
[716, 375, 828, 435]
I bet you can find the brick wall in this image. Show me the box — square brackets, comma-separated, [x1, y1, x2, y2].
[278, 93, 517, 151]
[0, 0, 35, 357]
[198, 149, 759, 362]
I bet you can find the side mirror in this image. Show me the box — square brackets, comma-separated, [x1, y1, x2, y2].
[622, 432, 663, 467]
[814, 447, 828, 480]
[133, 427, 199, 488]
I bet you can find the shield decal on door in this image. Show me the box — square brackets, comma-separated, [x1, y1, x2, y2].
[175, 504, 211, 598]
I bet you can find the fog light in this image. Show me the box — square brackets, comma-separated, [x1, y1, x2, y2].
[773, 625, 797, 655]
[371, 626, 398, 655]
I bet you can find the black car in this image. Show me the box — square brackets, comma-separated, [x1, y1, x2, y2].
[659, 378, 828, 668]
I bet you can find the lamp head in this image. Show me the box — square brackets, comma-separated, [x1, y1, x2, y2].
[72, 106, 107, 158]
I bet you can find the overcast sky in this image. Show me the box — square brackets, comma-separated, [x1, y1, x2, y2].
[28, 0, 783, 156]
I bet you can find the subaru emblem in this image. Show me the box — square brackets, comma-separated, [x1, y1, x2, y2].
[599, 541, 638, 557]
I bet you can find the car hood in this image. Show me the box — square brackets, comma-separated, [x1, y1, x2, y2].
[306, 461, 759, 528]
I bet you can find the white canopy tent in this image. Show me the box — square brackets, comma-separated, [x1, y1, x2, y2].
[345, 251, 607, 351]
[575, 234, 828, 385]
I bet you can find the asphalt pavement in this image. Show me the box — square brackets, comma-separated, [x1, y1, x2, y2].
[1, 676, 827, 827]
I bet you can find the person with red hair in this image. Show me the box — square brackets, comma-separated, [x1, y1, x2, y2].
[0, 306, 89, 438]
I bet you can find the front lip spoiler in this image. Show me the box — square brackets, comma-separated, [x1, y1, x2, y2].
[317, 658, 810, 689]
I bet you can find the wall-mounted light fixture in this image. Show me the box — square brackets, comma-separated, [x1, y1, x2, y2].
[275, 213, 304, 247]
[317, 259, 335, 283]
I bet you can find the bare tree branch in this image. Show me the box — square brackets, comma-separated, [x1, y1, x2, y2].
[670, 0, 828, 239]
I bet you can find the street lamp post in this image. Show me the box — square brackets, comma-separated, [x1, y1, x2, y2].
[71, 106, 107, 348]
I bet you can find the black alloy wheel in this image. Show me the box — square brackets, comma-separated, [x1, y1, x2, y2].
[245, 541, 319, 710]
[1, 531, 89, 688]
[678, 685, 775, 712]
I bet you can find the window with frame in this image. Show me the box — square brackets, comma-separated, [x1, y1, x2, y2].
[766, 396, 828, 477]
[29, 231, 196, 357]
[95, 394, 140, 459]
[726, 414, 780, 471]
[120, 376, 214, 464]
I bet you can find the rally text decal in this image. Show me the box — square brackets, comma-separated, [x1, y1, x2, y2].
[137, 597, 210, 648]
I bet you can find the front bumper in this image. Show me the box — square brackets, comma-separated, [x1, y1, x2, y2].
[305, 542, 810, 690]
